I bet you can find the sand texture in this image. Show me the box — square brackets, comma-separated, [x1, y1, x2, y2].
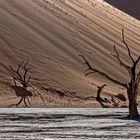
[0, 0, 140, 107]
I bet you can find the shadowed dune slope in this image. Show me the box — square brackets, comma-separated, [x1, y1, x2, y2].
[0, 0, 140, 107]
[105, 0, 140, 20]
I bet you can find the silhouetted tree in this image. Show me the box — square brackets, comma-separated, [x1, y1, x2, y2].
[96, 84, 110, 107]
[96, 84, 107, 101]
[80, 29, 140, 119]
[9, 61, 32, 107]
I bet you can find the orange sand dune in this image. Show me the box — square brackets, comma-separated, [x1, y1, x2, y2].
[0, 0, 140, 107]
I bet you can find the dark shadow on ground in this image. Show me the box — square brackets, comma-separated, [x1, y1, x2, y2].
[117, 115, 140, 122]
[133, 115, 140, 122]
[105, 0, 140, 20]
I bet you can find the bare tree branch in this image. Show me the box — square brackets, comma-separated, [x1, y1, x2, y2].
[112, 45, 131, 70]
[133, 56, 140, 69]
[136, 71, 140, 83]
[97, 84, 107, 89]
[23, 61, 31, 83]
[122, 29, 135, 63]
[112, 45, 132, 77]
[9, 61, 24, 82]
[79, 55, 126, 88]
[96, 84, 107, 101]
[85, 71, 95, 76]
[9, 61, 31, 88]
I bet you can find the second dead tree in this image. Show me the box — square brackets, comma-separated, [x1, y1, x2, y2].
[9, 61, 32, 107]
[96, 84, 111, 107]
[96, 84, 107, 101]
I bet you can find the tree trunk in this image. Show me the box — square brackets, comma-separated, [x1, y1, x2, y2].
[128, 97, 138, 119]
[127, 85, 139, 119]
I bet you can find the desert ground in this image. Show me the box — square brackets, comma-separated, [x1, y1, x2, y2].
[0, 0, 140, 107]
[0, 108, 140, 140]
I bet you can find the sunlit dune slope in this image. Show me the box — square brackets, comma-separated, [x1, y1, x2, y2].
[0, 0, 140, 107]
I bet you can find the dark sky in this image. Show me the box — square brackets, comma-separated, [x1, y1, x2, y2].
[105, 0, 140, 20]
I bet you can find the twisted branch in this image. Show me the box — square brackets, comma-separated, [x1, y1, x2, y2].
[79, 55, 126, 88]
[9, 60, 31, 87]
[122, 29, 135, 63]
[112, 45, 132, 76]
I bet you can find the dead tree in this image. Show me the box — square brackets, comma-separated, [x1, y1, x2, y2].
[79, 29, 140, 119]
[96, 84, 107, 101]
[9, 61, 32, 107]
[10, 61, 31, 88]
[96, 84, 111, 107]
